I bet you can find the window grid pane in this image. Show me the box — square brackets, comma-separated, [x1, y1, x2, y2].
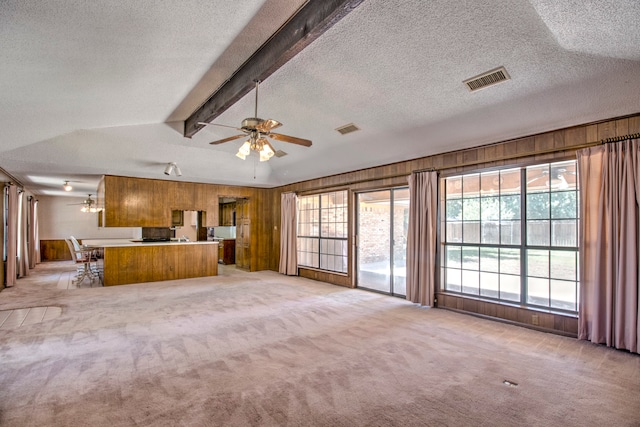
[442, 160, 579, 313]
[297, 191, 348, 274]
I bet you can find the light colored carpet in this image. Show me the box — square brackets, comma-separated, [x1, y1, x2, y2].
[0, 261, 639, 426]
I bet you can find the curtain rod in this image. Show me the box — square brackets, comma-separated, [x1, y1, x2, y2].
[601, 132, 640, 144]
[0, 166, 24, 189]
[293, 132, 640, 193]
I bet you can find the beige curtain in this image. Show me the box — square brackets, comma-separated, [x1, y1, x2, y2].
[29, 197, 40, 267]
[577, 139, 639, 354]
[279, 192, 298, 275]
[18, 192, 29, 277]
[6, 184, 19, 287]
[406, 170, 438, 306]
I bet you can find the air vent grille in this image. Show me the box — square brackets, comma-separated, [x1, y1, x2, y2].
[336, 123, 360, 135]
[464, 66, 510, 92]
[274, 150, 287, 158]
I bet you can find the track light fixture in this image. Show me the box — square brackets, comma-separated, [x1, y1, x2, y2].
[164, 162, 182, 176]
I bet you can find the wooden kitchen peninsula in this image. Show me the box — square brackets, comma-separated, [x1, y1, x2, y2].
[90, 241, 218, 286]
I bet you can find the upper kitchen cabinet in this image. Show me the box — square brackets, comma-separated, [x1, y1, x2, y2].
[101, 175, 169, 227]
[100, 175, 218, 227]
[219, 201, 236, 226]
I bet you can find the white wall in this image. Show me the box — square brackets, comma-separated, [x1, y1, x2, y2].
[177, 211, 199, 241]
[38, 195, 140, 240]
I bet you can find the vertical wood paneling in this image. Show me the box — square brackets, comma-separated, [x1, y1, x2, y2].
[103, 243, 217, 286]
[615, 118, 629, 137]
[40, 240, 73, 261]
[597, 121, 616, 139]
[435, 293, 578, 336]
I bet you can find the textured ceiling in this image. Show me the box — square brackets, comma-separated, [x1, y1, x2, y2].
[1, 0, 639, 197]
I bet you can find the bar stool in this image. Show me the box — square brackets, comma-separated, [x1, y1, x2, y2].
[65, 238, 99, 284]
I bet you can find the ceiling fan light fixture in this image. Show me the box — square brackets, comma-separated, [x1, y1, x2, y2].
[259, 142, 275, 162]
[63, 181, 72, 191]
[206, 81, 311, 160]
[239, 141, 252, 156]
[79, 194, 99, 213]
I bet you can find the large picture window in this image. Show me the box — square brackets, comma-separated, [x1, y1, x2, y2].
[441, 160, 579, 313]
[297, 191, 348, 273]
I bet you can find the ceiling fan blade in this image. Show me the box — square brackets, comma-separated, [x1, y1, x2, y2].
[255, 119, 282, 132]
[269, 133, 312, 147]
[198, 121, 242, 131]
[209, 134, 246, 145]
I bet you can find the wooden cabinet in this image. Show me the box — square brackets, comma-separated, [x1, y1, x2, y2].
[100, 175, 218, 227]
[101, 175, 169, 227]
[219, 202, 236, 226]
[218, 239, 236, 264]
[171, 210, 184, 227]
[235, 198, 250, 270]
[102, 243, 218, 286]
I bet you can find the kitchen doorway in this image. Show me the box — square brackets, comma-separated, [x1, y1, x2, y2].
[215, 197, 250, 271]
[356, 188, 409, 296]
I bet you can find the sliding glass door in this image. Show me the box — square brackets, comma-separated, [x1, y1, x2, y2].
[356, 188, 409, 296]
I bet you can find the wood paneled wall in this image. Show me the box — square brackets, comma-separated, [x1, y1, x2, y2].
[269, 112, 640, 334]
[40, 239, 72, 261]
[437, 294, 579, 337]
[89, 113, 639, 333]
[100, 176, 278, 273]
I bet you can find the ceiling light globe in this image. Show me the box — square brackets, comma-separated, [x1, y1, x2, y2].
[239, 141, 251, 156]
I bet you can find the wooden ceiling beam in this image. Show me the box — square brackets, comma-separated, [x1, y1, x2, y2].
[184, 0, 366, 138]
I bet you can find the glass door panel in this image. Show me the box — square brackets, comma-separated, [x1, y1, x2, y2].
[357, 190, 391, 293]
[392, 188, 410, 296]
[356, 188, 408, 297]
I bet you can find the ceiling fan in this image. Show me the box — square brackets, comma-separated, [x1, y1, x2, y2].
[68, 194, 100, 212]
[198, 81, 312, 161]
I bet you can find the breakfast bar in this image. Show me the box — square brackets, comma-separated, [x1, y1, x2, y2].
[83, 240, 218, 286]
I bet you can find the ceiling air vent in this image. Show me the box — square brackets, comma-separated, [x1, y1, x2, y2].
[463, 66, 510, 92]
[274, 150, 287, 158]
[335, 123, 360, 135]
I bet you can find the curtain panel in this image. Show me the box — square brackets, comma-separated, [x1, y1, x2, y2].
[279, 192, 298, 275]
[18, 192, 30, 277]
[406, 170, 438, 306]
[577, 139, 640, 353]
[29, 198, 40, 267]
[6, 185, 19, 287]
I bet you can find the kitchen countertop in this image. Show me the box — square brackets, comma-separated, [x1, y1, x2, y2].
[82, 239, 218, 248]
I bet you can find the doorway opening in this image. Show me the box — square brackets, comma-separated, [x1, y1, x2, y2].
[215, 197, 250, 271]
[356, 188, 409, 297]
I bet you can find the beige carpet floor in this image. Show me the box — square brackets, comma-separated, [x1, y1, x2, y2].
[0, 261, 639, 426]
